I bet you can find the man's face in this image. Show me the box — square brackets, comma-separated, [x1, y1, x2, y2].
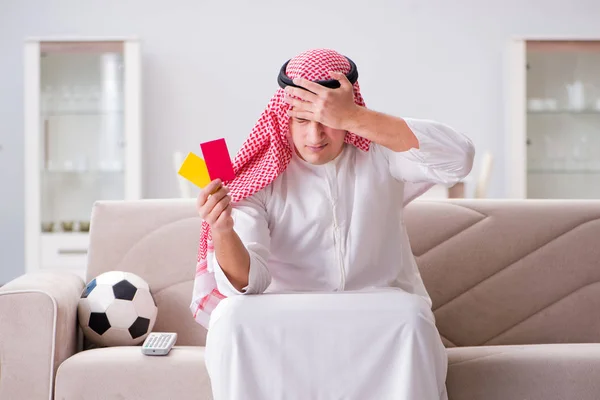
[288, 117, 346, 165]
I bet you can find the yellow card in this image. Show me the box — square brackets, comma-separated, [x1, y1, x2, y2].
[177, 152, 211, 188]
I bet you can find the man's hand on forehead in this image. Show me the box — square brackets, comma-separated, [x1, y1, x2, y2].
[283, 71, 360, 131]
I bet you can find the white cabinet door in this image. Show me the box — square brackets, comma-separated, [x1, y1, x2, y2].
[24, 38, 142, 277]
[505, 38, 600, 199]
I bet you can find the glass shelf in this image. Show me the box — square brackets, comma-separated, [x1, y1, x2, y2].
[41, 232, 89, 237]
[527, 109, 600, 115]
[43, 110, 124, 117]
[41, 168, 124, 174]
[42, 161, 124, 173]
[528, 169, 600, 174]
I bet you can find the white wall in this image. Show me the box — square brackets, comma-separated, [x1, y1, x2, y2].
[1, 0, 600, 283]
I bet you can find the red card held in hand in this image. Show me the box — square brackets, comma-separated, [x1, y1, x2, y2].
[200, 138, 236, 182]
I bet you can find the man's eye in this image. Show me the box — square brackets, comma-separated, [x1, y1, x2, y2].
[295, 118, 308, 124]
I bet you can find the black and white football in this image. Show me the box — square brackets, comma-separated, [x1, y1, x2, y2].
[78, 271, 158, 347]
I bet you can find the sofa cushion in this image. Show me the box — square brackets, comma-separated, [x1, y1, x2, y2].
[55, 343, 600, 399]
[447, 343, 600, 400]
[54, 346, 213, 400]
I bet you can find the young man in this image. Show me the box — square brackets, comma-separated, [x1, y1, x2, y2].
[190, 48, 475, 400]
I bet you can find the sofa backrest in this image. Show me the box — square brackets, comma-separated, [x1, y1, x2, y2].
[87, 198, 600, 347]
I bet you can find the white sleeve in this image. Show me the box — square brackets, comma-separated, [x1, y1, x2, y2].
[210, 189, 272, 297]
[379, 117, 475, 187]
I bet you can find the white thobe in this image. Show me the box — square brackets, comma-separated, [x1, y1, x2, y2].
[205, 118, 475, 400]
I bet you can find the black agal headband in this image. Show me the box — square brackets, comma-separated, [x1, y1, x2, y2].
[277, 56, 359, 90]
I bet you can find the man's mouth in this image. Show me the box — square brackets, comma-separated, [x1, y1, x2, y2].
[306, 144, 327, 152]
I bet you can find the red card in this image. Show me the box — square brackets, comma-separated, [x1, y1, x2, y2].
[200, 138, 236, 182]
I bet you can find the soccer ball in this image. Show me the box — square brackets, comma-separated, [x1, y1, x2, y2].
[78, 271, 158, 347]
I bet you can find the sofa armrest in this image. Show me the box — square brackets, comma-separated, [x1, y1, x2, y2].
[0, 271, 84, 400]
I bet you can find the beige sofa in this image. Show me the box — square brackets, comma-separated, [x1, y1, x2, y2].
[2, 198, 600, 400]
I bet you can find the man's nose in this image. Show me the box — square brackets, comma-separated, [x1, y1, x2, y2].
[307, 122, 324, 142]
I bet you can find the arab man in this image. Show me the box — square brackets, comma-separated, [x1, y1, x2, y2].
[190, 48, 475, 400]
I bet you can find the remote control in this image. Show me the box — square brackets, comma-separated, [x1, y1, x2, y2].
[141, 332, 177, 356]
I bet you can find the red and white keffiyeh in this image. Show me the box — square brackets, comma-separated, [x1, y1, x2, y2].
[191, 48, 371, 328]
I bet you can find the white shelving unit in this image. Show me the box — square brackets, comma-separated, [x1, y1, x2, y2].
[505, 37, 600, 199]
[24, 37, 142, 280]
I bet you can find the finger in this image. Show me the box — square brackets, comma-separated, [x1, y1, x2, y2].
[207, 194, 231, 225]
[215, 203, 232, 225]
[198, 179, 222, 206]
[206, 186, 229, 209]
[284, 85, 318, 103]
[203, 193, 229, 224]
[283, 95, 314, 112]
[329, 71, 352, 90]
[287, 109, 315, 121]
[200, 186, 229, 219]
[290, 77, 327, 96]
[223, 205, 232, 217]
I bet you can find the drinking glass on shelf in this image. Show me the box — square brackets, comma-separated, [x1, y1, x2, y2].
[544, 98, 557, 110]
[57, 85, 73, 112]
[566, 81, 585, 111]
[544, 135, 566, 171]
[572, 135, 589, 171]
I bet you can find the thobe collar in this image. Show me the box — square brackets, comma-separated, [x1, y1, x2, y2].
[291, 143, 350, 174]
